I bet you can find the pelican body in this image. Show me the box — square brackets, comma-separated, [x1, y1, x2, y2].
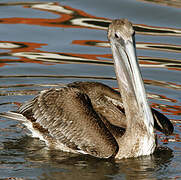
[0, 19, 173, 159]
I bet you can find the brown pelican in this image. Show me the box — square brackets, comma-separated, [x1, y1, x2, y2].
[0, 19, 173, 159]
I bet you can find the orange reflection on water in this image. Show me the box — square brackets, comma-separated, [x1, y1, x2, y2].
[151, 102, 181, 116]
[0, 2, 109, 30]
[0, 2, 181, 37]
[145, 79, 181, 90]
[137, 0, 181, 9]
[72, 39, 108, 48]
[1, 39, 181, 73]
[148, 93, 177, 103]
[0, 41, 46, 53]
[0, 41, 49, 66]
[0, 40, 114, 67]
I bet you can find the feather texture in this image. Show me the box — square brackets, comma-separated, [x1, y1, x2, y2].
[19, 87, 118, 158]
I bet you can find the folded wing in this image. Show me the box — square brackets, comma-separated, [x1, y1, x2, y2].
[19, 87, 118, 158]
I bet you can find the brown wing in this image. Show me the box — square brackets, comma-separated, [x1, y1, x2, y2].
[19, 87, 118, 158]
[68, 81, 126, 128]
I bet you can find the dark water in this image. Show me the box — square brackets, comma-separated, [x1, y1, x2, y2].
[0, 0, 181, 179]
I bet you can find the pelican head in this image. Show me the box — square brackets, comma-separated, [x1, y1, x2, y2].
[107, 19, 137, 98]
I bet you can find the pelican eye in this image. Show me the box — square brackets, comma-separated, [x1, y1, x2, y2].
[115, 33, 119, 39]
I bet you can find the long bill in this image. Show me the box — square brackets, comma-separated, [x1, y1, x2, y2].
[110, 35, 154, 133]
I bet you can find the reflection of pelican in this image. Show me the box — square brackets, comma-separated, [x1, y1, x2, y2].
[0, 19, 173, 159]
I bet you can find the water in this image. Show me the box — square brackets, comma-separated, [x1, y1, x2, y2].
[0, 0, 181, 179]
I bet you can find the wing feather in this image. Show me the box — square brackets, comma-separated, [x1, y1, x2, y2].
[19, 87, 118, 158]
